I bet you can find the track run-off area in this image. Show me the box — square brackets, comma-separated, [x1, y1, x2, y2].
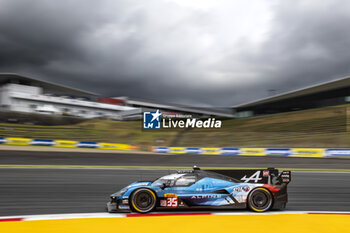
[0, 212, 350, 233]
[0, 149, 350, 232]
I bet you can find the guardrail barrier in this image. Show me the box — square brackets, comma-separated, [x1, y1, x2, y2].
[0, 136, 136, 151]
[153, 147, 350, 158]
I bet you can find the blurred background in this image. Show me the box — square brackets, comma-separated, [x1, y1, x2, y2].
[0, 72, 348, 149]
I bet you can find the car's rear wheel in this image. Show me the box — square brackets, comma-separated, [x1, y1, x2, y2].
[247, 188, 273, 212]
[130, 188, 156, 213]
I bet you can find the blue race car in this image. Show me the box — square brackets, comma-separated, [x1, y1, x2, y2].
[107, 166, 291, 213]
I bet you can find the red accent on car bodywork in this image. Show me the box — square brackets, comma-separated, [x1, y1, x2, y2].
[262, 184, 280, 194]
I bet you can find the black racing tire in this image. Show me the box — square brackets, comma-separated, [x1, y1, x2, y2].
[130, 188, 157, 213]
[247, 188, 273, 212]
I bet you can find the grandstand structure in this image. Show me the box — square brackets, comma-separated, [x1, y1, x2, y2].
[1, 72, 349, 123]
[0, 73, 140, 120]
[102, 96, 234, 118]
[0, 73, 234, 121]
[233, 76, 350, 117]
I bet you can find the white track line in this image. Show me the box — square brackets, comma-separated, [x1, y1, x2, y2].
[0, 213, 125, 221]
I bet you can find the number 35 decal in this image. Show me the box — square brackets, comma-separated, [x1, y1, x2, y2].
[166, 197, 178, 207]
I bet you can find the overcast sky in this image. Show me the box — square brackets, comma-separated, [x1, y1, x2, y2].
[0, 0, 350, 106]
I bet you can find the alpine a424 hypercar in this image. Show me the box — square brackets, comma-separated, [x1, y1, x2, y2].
[107, 166, 291, 213]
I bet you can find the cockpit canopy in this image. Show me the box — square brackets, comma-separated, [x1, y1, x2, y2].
[151, 170, 239, 188]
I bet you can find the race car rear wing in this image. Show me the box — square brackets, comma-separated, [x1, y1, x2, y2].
[205, 168, 291, 185]
[275, 170, 291, 185]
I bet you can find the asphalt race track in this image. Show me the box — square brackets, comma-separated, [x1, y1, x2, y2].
[0, 150, 350, 216]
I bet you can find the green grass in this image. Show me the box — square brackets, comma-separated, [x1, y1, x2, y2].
[0, 104, 349, 149]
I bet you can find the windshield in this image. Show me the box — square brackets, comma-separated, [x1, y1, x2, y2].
[174, 175, 197, 186]
[152, 173, 186, 186]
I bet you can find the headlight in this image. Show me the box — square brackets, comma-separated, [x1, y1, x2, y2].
[111, 189, 128, 197]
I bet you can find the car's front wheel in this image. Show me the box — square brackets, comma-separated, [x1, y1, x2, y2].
[130, 188, 157, 213]
[247, 188, 273, 212]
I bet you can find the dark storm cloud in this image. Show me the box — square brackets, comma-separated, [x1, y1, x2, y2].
[231, 0, 350, 104]
[0, 0, 350, 106]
